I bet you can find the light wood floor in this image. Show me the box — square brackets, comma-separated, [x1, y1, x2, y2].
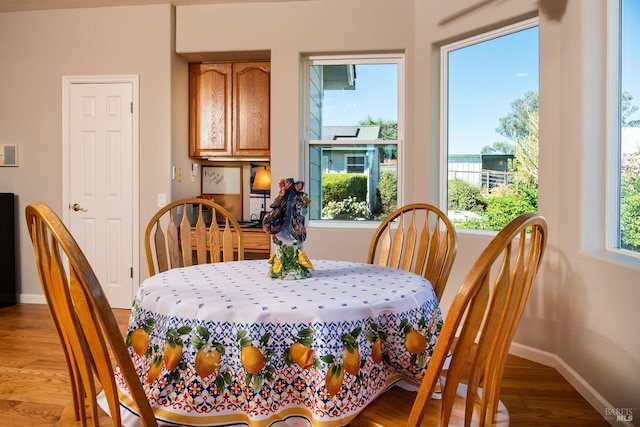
[0, 303, 609, 426]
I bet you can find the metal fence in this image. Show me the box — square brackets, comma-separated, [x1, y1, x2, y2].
[448, 169, 516, 190]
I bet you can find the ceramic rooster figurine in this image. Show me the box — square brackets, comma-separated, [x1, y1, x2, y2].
[262, 178, 313, 279]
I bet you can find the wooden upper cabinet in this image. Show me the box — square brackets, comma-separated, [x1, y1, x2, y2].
[189, 63, 232, 157]
[233, 62, 270, 157]
[189, 62, 270, 159]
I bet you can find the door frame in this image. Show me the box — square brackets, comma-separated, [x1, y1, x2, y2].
[62, 75, 140, 301]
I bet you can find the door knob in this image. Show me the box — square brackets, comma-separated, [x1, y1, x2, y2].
[71, 203, 87, 212]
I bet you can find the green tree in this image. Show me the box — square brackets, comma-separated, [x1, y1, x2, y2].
[621, 150, 640, 251]
[481, 141, 515, 155]
[496, 91, 539, 143]
[514, 109, 539, 188]
[620, 92, 640, 250]
[359, 116, 398, 140]
[482, 186, 538, 231]
[496, 91, 539, 189]
[622, 91, 640, 127]
[359, 116, 398, 161]
[376, 169, 397, 217]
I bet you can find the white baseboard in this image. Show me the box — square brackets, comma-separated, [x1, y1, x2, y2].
[510, 342, 630, 427]
[18, 294, 47, 304]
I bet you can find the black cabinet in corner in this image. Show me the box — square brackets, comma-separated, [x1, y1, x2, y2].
[0, 193, 16, 307]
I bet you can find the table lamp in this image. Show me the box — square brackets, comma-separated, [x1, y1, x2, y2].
[253, 168, 271, 221]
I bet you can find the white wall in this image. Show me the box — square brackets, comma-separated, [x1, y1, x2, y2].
[0, 5, 175, 300]
[1, 0, 638, 418]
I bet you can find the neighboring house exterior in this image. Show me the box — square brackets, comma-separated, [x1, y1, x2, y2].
[448, 153, 515, 190]
[448, 154, 482, 186]
[321, 125, 382, 174]
[319, 125, 384, 216]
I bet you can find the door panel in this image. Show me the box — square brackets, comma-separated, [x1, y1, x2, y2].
[68, 82, 133, 308]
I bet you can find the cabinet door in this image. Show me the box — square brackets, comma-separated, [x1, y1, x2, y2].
[233, 62, 270, 157]
[189, 63, 233, 158]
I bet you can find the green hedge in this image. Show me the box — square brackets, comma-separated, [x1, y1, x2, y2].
[321, 174, 368, 207]
[321, 171, 398, 219]
[377, 169, 397, 215]
[448, 178, 486, 212]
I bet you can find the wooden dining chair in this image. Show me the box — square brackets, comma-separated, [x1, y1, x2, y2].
[351, 212, 548, 427]
[367, 203, 458, 300]
[144, 197, 244, 276]
[25, 202, 158, 427]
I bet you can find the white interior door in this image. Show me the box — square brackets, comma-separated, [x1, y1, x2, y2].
[65, 78, 137, 308]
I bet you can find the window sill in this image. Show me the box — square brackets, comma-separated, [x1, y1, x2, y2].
[583, 249, 640, 271]
[308, 219, 381, 230]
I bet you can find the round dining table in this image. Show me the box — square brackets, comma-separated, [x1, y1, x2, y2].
[113, 259, 443, 426]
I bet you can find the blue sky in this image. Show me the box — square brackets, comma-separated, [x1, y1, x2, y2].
[623, 0, 640, 115]
[321, 6, 640, 154]
[320, 30, 538, 155]
[447, 26, 538, 154]
[321, 63, 398, 127]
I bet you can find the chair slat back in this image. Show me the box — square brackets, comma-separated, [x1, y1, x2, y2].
[401, 213, 417, 271]
[368, 203, 458, 299]
[25, 202, 158, 427]
[144, 198, 245, 276]
[407, 212, 547, 427]
[179, 208, 193, 267]
[153, 219, 169, 272]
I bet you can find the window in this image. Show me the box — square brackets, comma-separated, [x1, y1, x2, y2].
[304, 54, 402, 222]
[612, 0, 640, 255]
[346, 155, 366, 173]
[441, 19, 539, 231]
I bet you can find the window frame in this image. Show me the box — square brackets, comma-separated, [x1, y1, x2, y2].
[303, 53, 405, 228]
[606, 0, 622, 254]
[606, 0, 640, 259]
[439, 17, 539, 233]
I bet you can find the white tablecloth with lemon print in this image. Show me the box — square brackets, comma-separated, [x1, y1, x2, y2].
[116, 259, 442, 426]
